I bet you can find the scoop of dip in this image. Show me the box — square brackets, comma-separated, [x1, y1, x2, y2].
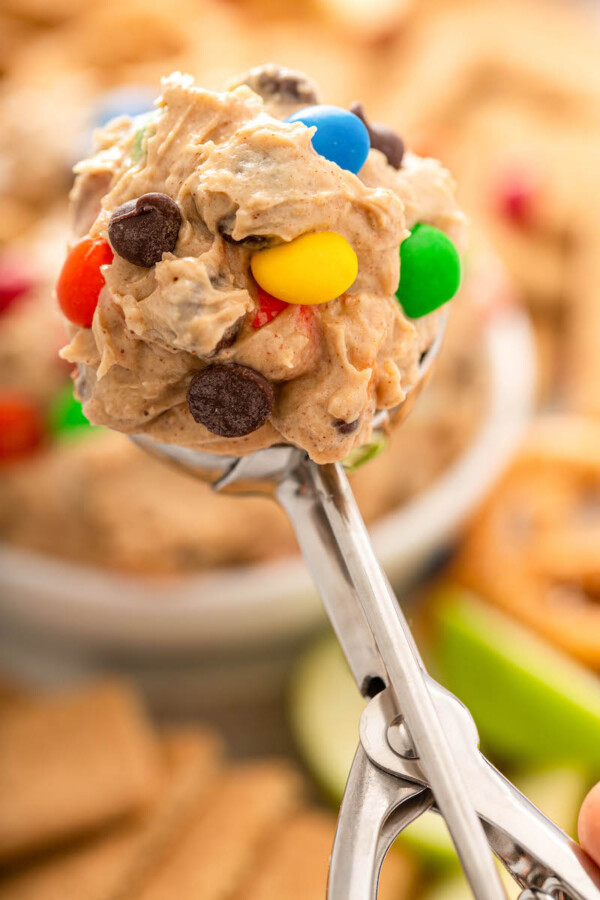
[56, 64, 467, 464]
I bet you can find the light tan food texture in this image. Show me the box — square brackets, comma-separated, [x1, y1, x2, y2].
[0, 680, 30, 716]
[235, 808, 417, 900]
[0, 827, 150, 900]
[0, 283, 488, 574]
[0, 728, 222, 900]
[0, 290, 67, 406]
[0, 683, 162, 865]
[565, 208, 600, 417]
[60, 68, 466, 464]
[0, 674, 415, 900]
[130, 761, 303, 900]
[379, 0, 600, 408]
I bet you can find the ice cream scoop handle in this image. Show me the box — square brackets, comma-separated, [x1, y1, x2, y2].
[276, 457, 507, 900]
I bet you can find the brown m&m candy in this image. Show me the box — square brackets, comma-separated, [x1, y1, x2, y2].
[349, 102, 405, 170]
[187, 364, 274, 437]
[240, 64, 319, 108]
[108, 193, 181, 268]
[333, 418, 359, 435]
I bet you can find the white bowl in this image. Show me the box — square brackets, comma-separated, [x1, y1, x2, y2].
[0, 306, 535, 655]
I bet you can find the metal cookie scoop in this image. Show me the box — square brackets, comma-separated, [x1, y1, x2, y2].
[132, 319, 600, 900]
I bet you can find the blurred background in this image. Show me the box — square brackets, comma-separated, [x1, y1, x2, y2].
[0, 0, 600, 897]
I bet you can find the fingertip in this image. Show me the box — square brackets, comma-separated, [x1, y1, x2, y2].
[578, 783, 600, 864]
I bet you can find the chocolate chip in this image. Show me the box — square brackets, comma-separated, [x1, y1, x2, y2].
[220, 229, 273, 250]
[74, 365, 93, 401]
[419, 346, 432, 367]
[108, 192, 181, 267]
[333, 418, 360, 435]
[218, 212, 274, 250]
[242, 64, 319, 107]
[187, 364, 274, 437]
[207, 318, 243, 357]
[349, 102, 405, 170]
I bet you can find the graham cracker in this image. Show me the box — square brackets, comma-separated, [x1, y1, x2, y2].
[0, 680, 30, 716]
[0, 682, 162, 865]
[235, 807, 417, 900]
[130, 760, 303, 900]
[0, 823, 148, 900]
[0, 727, 222, 900]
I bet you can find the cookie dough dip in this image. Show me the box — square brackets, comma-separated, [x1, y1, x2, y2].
[57, 65, 466, 464]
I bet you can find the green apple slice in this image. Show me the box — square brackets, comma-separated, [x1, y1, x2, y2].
[289, 635, 361, 804]
[431, 588, 600, 766]
[515, 766, 587, 838]
[341, 430, 387, 472]
[423, 865, 519, 900]
[289, 633, 462, 868]
[289, 623, 592, 869]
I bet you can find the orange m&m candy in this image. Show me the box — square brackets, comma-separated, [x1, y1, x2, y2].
[0, 389, 45, 463]
[56, 238, 113, 328]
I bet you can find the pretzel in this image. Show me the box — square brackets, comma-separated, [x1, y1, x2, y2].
[455, 416, 600, 668]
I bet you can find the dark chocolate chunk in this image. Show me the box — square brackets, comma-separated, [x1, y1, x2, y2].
[108, 192, 181, 267]
[220, 228, 273, 251]
[242, 64, 319, 107]
[207, 318, 244, 357]
[419, 346, 432, 367]
[349, 102, 405, 170]
[333, 418, 360, 435]
[73, 364, 93, 402]
[187, 363, 274, 437]
[218, 212, 274, 249]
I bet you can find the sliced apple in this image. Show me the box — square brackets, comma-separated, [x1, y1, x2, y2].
[423, 865, 518, 900]
[289, 621, 592, 869]
[431, 588, 600, 766]
[341, 431, 388, 473]
[289, 633, 462, 868]
[516, 766, 587, 838]
[289, 635, 361, 803]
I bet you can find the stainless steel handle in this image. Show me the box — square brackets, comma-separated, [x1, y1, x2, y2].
[479, 761, 600, 900]
[328, 745, 432, 898]
[276, 456, 506, 900]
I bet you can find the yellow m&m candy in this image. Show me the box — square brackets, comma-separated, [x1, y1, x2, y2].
[251, 232, 358, 305]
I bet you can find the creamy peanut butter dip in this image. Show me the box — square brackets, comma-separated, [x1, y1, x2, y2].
[58, 65, 466, 464]
[0, 241, 493, 575]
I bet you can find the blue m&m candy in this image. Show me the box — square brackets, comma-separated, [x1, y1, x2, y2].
[93, 86, 157, 128]
[77, 86, 158, 159]
[285, 105, 370, 175]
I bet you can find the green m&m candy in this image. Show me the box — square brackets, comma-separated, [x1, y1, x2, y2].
[396, 223, 461, 318]
[48, 383, 96, 439]
[130, 109, 162, 164]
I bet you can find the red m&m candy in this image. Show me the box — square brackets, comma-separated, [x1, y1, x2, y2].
[495, 170, 538, 226]
[0, 254, 35, 316]
[56, 238, 113, 328]
[0, 390, 45, 463]
[252, 287, 289, 329]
